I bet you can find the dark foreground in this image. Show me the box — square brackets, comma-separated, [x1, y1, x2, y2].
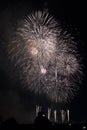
[0, 122, 87, 130]
[0, 113, 87, 129]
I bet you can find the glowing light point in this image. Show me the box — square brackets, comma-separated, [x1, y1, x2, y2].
[66, 64, 71, 73]
[31, 47, 38, 55]
[40, 65, 46, 74]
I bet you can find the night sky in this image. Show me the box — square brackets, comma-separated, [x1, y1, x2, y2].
[0, 0, 87, 124]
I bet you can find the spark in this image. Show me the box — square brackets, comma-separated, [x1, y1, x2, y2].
[40, 65, 46, 75]
[31, 47, 38, 56]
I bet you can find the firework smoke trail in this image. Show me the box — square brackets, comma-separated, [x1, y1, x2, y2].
[7, 10, 82, 103]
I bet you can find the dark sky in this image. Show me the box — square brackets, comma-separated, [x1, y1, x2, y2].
[0, 0, 87, 124]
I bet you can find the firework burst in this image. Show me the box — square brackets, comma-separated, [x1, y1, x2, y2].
[7, 10, 83, 103]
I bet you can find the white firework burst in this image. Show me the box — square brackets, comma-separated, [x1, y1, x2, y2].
[7, 10, 83, 103]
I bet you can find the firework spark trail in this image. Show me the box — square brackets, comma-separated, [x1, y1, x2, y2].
[7, 10, 82, 103]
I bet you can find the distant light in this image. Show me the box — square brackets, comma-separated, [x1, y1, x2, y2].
[68, 123, 72, 126]
[82, 126, 86, 129]
[42, 114, 45, 117]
